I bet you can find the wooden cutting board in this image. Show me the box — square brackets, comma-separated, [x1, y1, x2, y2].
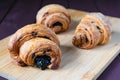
[0, 9, 120, 80]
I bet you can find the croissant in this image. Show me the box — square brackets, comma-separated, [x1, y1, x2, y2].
[36, 4, 71, 33]
[72, 13, 111, 49]
[8, 24, 61, 70]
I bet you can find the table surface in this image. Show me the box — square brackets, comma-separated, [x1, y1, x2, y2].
[0, 0, 120, 80]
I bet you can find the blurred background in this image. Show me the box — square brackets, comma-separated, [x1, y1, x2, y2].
[0, 0, 120, 80]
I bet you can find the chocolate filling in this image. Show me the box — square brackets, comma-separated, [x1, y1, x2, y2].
[17, 37, 22, 41]
[42, 49, 52, 54]
[99, 31, 102, 33]
[31, 31, 38, 37]
[31, 31, 51, 40]
[91, 21, 95, 23]
[85, 28, 88, 31]
[84, 35, 88, 43]
[42, 36, 50, 40]
[77, 35, 82, 47]
[96, 26, 103, 33]
[52, 22, 63, 27]
[34, 55, 51, 70]
[32, 53, 35, 58]
[96, 26, 101, 30]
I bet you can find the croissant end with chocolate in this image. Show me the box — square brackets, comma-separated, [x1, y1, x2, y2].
[36, 4, 71, 33]
[8, 24, 61, 70]
[72, 13, 111, 49]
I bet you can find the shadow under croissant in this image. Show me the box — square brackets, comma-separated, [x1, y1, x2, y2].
[67, 19, 80, 33]
[60, 45, 81, 69]
[29, 45, 80, 70]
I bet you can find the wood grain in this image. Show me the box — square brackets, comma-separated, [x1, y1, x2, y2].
[0, 9, 120, 80]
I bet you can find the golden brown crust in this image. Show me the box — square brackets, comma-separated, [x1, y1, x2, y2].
[8, 24, 61, 69]
[20, 38, 61, 69]
[83, 13, 111, 44]
[72, 13, 111, 49]
[36, 4, 71, 33]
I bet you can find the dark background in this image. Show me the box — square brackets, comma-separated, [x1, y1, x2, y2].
[0, 0, 120, 80]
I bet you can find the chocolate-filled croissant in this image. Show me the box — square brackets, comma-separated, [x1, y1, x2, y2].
[72, 13, 111, 49]
[36, 4, 71, 33]
[8, 24, 61, 70]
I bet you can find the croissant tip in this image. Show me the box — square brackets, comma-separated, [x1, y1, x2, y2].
[50, 64, 59, 69]
[16, 60, 28, 67]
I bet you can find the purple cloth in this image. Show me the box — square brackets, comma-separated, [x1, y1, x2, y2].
[98, 56, 120, 80]
[0, 0, 42, 39]
[0, 0, 120, 80]
[95, 0, 120, 17]
[0, 77, 8, 80]
[0, 0, 15, 23]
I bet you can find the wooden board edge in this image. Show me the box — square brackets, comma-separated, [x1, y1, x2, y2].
[94, 49, 120, 80]
[0, 72, 17, 80]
